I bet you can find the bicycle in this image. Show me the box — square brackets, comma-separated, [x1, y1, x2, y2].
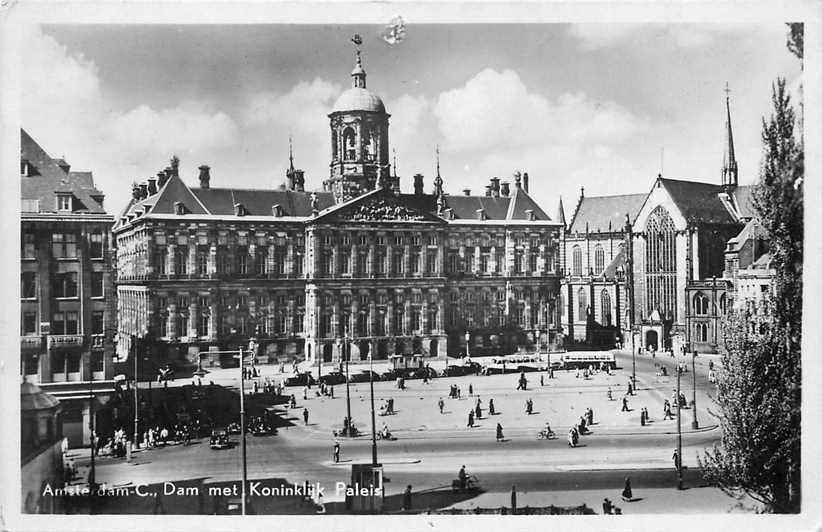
[537, 428, 556, 440]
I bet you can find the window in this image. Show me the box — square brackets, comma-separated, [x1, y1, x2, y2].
[427, 253, 437, 275]
[356, 253, 367, 276]
[66, 353, 81, 373]
[198, 313, 209, 337]
[176, 315, 189, 337]
[448, 254, 459, 274]
[577, 288, 588, 321]
[21, 272, 36, 298]
[594, 245, 605, 275]
[427, 235, 438, 246]
[155, 249, 167, 275]
[197, 251, 209, 276]
[53, 272, 77, 298]
[343, 128, 356, 160]
[22, 312, 37, 335]
[238, 252, 249, 275]
[411, 253, 420, 274]
[341, 252, 351, 274]
[411, 310, 421, 332]
[218, 251, 231, 275]
[393, 251, 404, 275]
[600, 290, 612, 327]
[295, 311, 304, 333]
[238, 295, 248, 309]
[321, 314, 332, 336]
[572, 245, 582, 276]
[495, 251, 504, 273]
[394, 236, 403, 246]
[91, 311, 104, 334]
[177, 294, 190, 309]
[91, 272, 104, 298]
[322, 252, 333, 275]
[89, 233, 104, 259]
[529, 252, 538, 273]
[22, 232, 36, 259]
[514, 252, 523, 274]
[693, 293, 709, 315]
[480, 253, 489, 273]
[52, 233, 77, 258]
[359, 235, 368, 246]
[52, 311, 78, 335]
[294, 252, 304, 276]
[645, 205, 677, 320]
[23, 353, 38, 375]
[56, 194, 72, 211]
[175, 250, 188, 275]
[91, 351, 104, 372]
[377, 252, 387, 275]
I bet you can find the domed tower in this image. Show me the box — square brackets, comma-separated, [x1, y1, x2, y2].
[325, 35, 391, 202]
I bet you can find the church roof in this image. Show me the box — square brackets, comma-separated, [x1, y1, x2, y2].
[601, 247, 626, 280]
[20, 129, 107, 215]
[569, 193, 645, 234]
[658, 178, 737, 224]
[732, 185, 756, 220]
[192, 188, 335, 216]
[332, 87, 386, 114]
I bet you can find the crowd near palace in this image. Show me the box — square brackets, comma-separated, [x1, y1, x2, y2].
[19, 40, 774, 510]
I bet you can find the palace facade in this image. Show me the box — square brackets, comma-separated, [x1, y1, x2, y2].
[113, 46, 563, 370]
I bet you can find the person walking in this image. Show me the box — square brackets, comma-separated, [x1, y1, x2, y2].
[621, 396, 629, 412]
[467, 410, 475, 428]
[540, 374, 544, 387]
[496, 423, 504, 442]
[621, 477, 633, 502]
[438, 397, 445, 414]
[627, 381, 634, 396]
[568, 428, 576, 447]
[475, 402, 482, 420]
[586, 407, 594, 426]
[402, 485, 413, 511]
[489, 398, 495, 416]
[469, 384, 474, 396]
[672, 448, 680, 470]
[303, 408, 309, 425]
[333, 440, 340, 463]
[640, 408, 646, 426]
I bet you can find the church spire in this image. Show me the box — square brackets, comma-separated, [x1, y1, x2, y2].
[722, 82, 738, 189]
[350, 33, 366, 89]
[433, 144, 444, 196]
[288, 135, 295, 172]
[556, 196, 567, 227]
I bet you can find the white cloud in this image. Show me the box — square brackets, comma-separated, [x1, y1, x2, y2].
[244, 78, 341, 137]
[21, 25, 242, 212]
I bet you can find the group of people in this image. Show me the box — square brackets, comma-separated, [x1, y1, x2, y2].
[448, 384, 463, 399]
[378, 398, 395, 416]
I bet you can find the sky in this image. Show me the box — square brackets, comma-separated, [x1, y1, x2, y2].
[21, 23, 801, 218]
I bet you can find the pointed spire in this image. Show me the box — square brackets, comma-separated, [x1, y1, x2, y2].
[433, 144, 444, 196]
[722, 82, 738, 189]
[288, 135, 295, 171]
[556, 196, 567, 227]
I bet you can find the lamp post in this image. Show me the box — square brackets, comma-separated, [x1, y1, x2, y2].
[239, 346, 248, 516]
[133, 336, 140, 450]
[691, 350, 699, 429]
[88, 363, 96, 492]
[344, 335, 352, 434]
[676, 363, 683, 490]
[369, 352, 378, 466]
[465, 330, 470, 359]
[631, 331, 637, 386]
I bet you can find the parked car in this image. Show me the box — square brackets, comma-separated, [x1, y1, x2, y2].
[410, 367, 438, 380]
[349, 370, 381, 383]
[284, 372, 317, 387]
[442, 363, 481, 377]
[319, 371, 347, 385]
[210, 429, 231, 449]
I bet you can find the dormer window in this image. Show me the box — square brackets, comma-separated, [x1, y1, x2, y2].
[234, 203, 246, 216]
[56, 194, 72, 212]
[174, 201, 187, 215]
[21, 160, 30, 177]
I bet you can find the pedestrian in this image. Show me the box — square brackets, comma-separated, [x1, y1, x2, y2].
[438, 397, 445, 414]
[549, 367, 554, 379]
[457, 386, 461, 399]
[672, 448, 680, 470]
[402, 485, 413, 511]
[568, 428, 576, 447]
[586, 407, 594, 426]
[640, 408, 646, 426]
[469, 383, 474, 396]
[489, 398, 495, 416]
[575, 368, 580, 379]
[627, 381, 633, 396]
[621, 477, 633, 502]
[467, 410, 474, 428]
[303, 408, 309, 425]
[496, 423, 504, 442]
[303, 386, 308, 401]
[602, 497, 613, 515]
[475, 403, 482, 420]
[330, 386, 334, 398]
[621, 396, 629, 412]
[333, 440, 340, 463]
[540, 374, 544, 387]
[607, 387, 613, 401]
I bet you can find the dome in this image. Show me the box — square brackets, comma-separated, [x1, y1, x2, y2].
[331, 87, 386, 114]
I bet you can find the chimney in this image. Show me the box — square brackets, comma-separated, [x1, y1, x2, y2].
[147, 178, 157, 195]
[500, 181, 510, 197]
[485, 185, 492, 197]
[463, 188, 471, 196]
[139, 183, 148, 199]
[413, 174, 424, 196]
[131, 183, 141, 200]
[514, 172, 521, 189]
[198, 165, 211, 189]
[490, 177, 500, 197]
[476, 208, 486, 221]
[523, 172, 529, 192]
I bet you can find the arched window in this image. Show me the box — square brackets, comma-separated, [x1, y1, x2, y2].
[693, 293, 708, 315]
[719, 293, 728, 315]
[331, 129, 338, 159]
[700, 323, 708, 342]
[644, 206, 677, 320]
[577, 288, 587, 321]
[572, 245, 582, 276]
[600, 289, 612, 327]
[343, 128, 356, 161]
[594, 245, 605, 275]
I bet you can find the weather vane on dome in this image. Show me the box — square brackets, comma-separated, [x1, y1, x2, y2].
[351, 33, 363, 62]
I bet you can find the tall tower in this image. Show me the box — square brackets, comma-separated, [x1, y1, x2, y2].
[721, 82, 738, 190]
[285, 136, 305, 192]
[325, 35, 391, 203]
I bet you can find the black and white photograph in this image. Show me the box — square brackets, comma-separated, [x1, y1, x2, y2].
[1, 2, 818, 530]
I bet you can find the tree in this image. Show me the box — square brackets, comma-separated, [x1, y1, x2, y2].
[700, 76, 802, 513]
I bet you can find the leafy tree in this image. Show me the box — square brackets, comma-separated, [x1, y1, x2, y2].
[700, 75, 802, 513]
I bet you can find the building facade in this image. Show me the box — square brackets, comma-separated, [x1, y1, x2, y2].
[21, 382, 64, 514]
[20, 130, 118, 446]
[113, 45, 563, 372]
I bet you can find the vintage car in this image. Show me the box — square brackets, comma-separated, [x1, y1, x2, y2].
[349, 370, 381, 383]
[284, 372, 317, 387]
[319, 371, 347, 385]
[210, 429, 231, 449]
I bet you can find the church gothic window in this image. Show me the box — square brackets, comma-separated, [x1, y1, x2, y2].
[594, 245, 605, 275]
[644, 205, 677, 320]
[601, 290, 612, 327]
[572, 245, 582, 276]
[693, 293, 709, 315]
[577, 288, 587, 321]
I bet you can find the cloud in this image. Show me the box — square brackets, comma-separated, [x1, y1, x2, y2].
[244, 78, 341, 137]
[21, 25, 242, 212]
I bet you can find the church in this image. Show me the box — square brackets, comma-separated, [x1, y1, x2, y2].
[113, 40, 564, 370]
[559, 90, 757, 353]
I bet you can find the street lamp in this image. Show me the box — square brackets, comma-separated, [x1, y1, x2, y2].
[691, 350, 699, 429]
[465, 330, 470, 359]
[369, 352, 378, 466]
[676, 363, 683, 490]
[133, 336, 140, 450]
[344, 335, 352, 435]
[238, 346, 248, 516]
[631, 331, 637, 386]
